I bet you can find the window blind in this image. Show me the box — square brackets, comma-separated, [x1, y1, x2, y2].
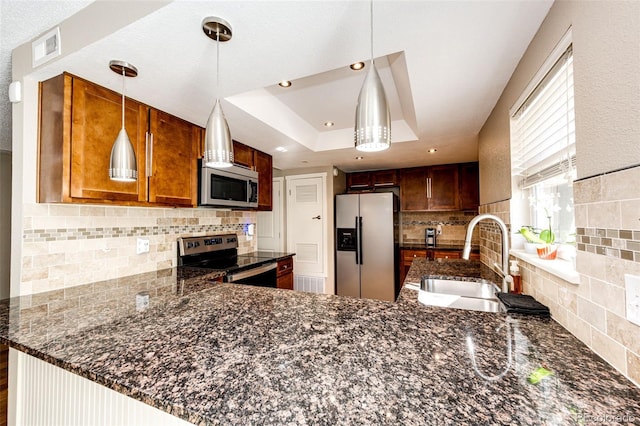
[511, 46, 574, 189]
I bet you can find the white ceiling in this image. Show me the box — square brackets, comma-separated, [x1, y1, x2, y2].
[0, 0, 93, 151]
[6, 0, 554, 172]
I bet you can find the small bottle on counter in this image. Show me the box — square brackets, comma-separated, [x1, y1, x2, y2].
[510, 260, 522, 294]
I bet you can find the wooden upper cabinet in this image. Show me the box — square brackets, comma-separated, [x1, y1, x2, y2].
[39, 74, 147, 203]
[371, 170, 398, 187]
[427, 164, 459, 210]
[346, 170, 398, 190]
[346, 172, 372, 189]
[232, 140, 254, 169]
[39, 73, 200, 207]
[147, 109, 200, 207]
[458, 162, 479, 211]
[399, 167, 428, 211]
[400, 164, 460, 211]
[254, 149, 273, 211]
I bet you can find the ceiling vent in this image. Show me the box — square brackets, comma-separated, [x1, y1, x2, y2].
[32, 27, 62, 68]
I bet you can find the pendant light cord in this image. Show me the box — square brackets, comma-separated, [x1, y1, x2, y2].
[121, 67, 126, 130]
[216, 29, 220, 97]
[370, 0, 374, 64]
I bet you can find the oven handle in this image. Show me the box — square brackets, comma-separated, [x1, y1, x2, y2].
[226, 262, 277, 282]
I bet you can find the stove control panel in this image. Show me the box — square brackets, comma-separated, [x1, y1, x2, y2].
[178, 233, 239, 257]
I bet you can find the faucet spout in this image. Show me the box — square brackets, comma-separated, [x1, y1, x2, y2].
[462, 214, 512, 293]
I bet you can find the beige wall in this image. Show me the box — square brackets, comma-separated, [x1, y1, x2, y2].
[478, 0, 640, 205]
[477, 0, 640, 386]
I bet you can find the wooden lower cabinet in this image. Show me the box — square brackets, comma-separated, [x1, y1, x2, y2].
[276, 256, 294, 290]
[431, 249, 461, 259]
[400, 249, 427, 284]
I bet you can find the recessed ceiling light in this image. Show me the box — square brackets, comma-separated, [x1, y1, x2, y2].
[278, 80, 292, 88]
[275, 146, 287, 152]
[355, 156, 364, 160]
[323, 121, 334, 127]
[428, 148, 437, 153]
[350, 62, 365, 71]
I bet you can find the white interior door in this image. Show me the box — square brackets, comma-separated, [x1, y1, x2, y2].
[257, 178, 284, 253]
[286, 174, 326, 276]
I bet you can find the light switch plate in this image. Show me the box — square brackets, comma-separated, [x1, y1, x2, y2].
[625, 274, 640, 326]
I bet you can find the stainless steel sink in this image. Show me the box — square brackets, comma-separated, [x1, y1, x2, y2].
[421, 278, 498, 299]
[405, 278, 504, 313]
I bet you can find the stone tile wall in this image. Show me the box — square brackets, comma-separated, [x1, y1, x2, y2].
[20, 204, 257, 296]
[477, 199, 511, 271]
[479, 166, 640, 386]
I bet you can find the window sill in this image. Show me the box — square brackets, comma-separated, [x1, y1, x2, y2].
[510, 249, 580, 285]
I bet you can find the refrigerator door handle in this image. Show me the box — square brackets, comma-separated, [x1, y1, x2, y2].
[354, 216, 360, 264]
[358, 216, 364, 264]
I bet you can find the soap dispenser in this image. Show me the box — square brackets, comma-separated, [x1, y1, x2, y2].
[510, 260, 522, 294]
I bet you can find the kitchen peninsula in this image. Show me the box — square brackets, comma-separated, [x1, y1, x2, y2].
[1, 261, 639, 425]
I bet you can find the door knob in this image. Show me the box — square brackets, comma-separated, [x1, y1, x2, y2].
[312, 215, 321, 220]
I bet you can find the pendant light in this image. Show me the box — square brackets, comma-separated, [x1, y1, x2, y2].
[202, 16, 234, 168]
[108, 60, 138, 181]
[354, 0, 391, 152]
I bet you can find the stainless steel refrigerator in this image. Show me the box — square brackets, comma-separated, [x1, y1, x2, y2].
[335, 192, 398, 302]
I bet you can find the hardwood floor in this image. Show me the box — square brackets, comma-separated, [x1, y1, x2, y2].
[0, 345, 7, 426]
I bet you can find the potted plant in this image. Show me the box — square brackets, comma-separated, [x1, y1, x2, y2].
[535, 210, 557, 260]
[518, 225, 543, 254]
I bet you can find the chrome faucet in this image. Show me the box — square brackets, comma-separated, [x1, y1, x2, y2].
[462, 214, 512, 293]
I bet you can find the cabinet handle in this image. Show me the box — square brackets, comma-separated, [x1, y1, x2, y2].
[312, 215, 321, 220]
[149, 133, 154, 178]
[426, 178, 432, 198]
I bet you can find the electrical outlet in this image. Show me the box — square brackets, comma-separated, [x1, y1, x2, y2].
[136, 238, 150, 254]
[625, 274, 640, 326]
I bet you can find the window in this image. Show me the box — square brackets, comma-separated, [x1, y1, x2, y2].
[510, 40, 575, 245]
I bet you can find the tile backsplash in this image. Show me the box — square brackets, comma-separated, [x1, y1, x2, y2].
[478, 165, 640, 387]
[401, 211, 479, 245]
[20, 204, 257, 296]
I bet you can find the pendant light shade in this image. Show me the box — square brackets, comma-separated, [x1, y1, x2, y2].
[110, 128, 137, 181]
[354, 0, 391, 152]
[354, 63, 391, 152]
[204, 99, 234, 167]
[202, 16, 234, 168]
[108, 60, 138, 182]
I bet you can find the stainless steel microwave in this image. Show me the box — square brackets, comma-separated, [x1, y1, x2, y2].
[199, 164, 258, 208]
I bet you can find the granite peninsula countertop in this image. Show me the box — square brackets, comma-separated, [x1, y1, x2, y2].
[1, 261, 639, 425]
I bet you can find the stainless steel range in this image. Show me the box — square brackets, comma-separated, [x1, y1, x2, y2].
[178, 234, 277, 287]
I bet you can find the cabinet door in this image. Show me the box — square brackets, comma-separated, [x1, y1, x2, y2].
[400, 249, 427, 284]
[427, 165, 459, 210]
[399, 167, 428, 211]
[69, 77, 147, 202]
[432, 250, 461, 259]
[148, 109, 199, 207]
[371, 170, 398, 187]
[347, 172, 372, 189]
[277, 257, 294, 290]
[255, 150, 273, 211]
[232, 140, 254, 169]
[459, 162, 479, 211]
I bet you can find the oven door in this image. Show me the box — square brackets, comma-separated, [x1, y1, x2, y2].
[225, 262, 277, 288]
